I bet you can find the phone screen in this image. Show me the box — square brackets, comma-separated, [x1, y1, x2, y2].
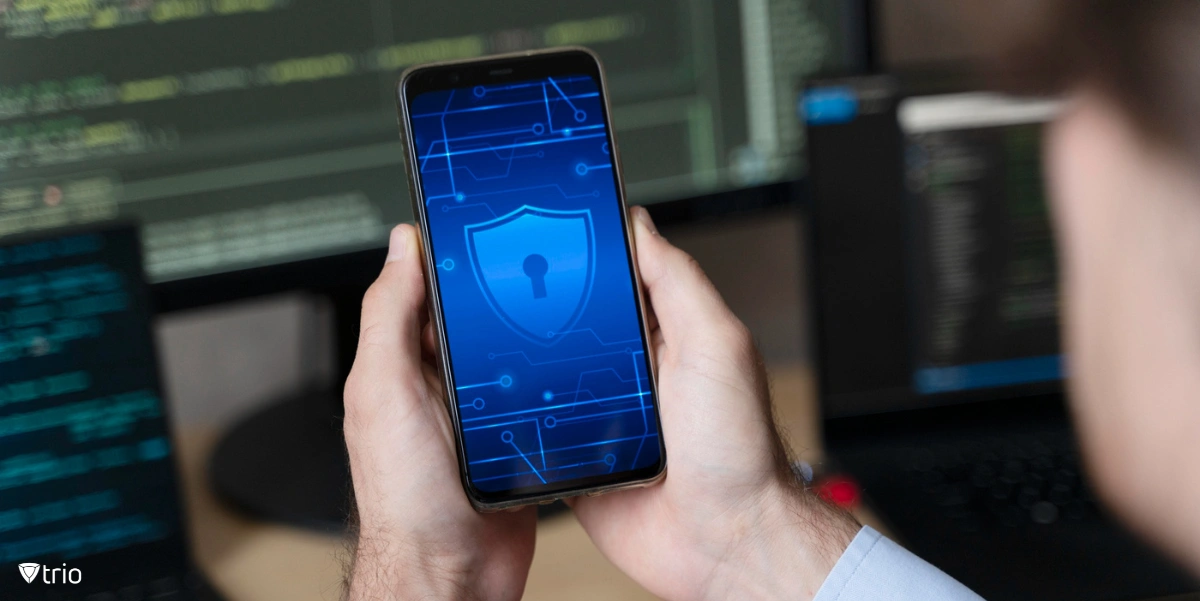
[406, 64, 663, 499]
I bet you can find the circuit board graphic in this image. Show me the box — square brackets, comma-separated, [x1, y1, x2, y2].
[411, 75, 661, 493]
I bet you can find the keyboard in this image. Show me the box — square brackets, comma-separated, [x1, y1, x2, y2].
[898, 434, 1100, 533]
[831, 429, 1199, 601]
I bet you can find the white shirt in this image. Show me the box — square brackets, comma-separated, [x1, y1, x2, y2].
[813, 526, 985, 601]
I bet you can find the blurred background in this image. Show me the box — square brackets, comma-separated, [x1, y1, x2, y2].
[3, 1, 1199, 600]
[152, 0, 1034, 433]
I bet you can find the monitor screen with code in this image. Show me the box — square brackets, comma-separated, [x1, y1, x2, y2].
[0, 223, 189, 597]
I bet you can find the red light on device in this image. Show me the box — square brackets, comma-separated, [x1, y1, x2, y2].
[815, 476, 861, 509]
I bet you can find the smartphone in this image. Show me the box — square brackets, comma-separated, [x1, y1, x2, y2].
[395, 48, 667, 510]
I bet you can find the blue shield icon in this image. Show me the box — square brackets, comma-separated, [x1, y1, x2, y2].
[465, 206, 595, 345]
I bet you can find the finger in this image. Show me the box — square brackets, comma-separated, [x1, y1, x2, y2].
[629, 206, 741, 344]
[351, 224, 426, 385]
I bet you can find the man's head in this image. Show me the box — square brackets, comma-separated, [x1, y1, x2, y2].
[1003, 0, 1200, 570]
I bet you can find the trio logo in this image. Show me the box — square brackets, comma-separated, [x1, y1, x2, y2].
[17, 562, 81, 584]
[18, 563, 39, 583]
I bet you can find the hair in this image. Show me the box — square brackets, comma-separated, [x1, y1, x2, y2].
[1002, 0, 1200, 159]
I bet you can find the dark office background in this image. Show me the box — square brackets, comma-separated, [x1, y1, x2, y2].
[151, 0, 1016, 429]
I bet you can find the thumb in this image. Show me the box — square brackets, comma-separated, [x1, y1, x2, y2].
[629, 206, 745, 347]
[350, 224, 428, 389]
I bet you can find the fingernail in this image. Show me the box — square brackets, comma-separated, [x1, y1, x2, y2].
[387, 226, 411, 263]
[632, 206, 658, 235]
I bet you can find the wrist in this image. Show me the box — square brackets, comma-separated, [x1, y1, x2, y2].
[708, 481, 860, 601]
[347, 532, 484, 601]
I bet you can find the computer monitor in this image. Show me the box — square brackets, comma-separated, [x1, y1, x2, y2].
[804, 73, 1063, 418]
[0, 223, 218, 599]
[2, 0, 874, 529]
[802, 75, 1200, 601]
[2, 0, 872, 299]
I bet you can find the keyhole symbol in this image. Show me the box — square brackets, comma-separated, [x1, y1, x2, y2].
[523, 254, 549, 299]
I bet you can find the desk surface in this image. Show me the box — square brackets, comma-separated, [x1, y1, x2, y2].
[175, 364, 1197, 601]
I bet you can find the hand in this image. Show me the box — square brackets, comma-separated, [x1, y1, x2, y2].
[343, 225, 537, 601]
[570, 207, 861, 601]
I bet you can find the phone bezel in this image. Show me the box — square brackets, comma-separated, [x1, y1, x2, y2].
[395, 47, 667, 511]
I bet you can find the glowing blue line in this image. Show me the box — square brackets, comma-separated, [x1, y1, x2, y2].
[423, 151, 539, 176]
[563, 366, 648, 413]
[410, 93, 599, 118]
[456, 379, 504, 391]
[410, 75, 654, 486]
[555, 329, 642, 346]
[441, 127, 594, 163]
[542, 83, 555, 131]
[570, 367, 646, 385]
[474, 182, 597, 199]
[555, 406, 644, 425]
[560, 124, 605, 132]
[547, 77, 580, 113]
[468, 366, 646, 423]
[484, 81, 544, 92]
[437, 183, 596, 204]
[421, 127, 602, 186]
[472, 458, 608, 483]
[478, 76, 591, 94]
[444, 203, 498, 218]
[507, 440, 547, 484]
[419, 139, 440, 172]
[535, 419, 546, 469]
[423, 150, 544, 193]
[421, 126, 553, 172]
[469, 433, 659, 466]
[546, 388, 593, 398]
[426, 133, 605, 160]
[462, 391, 649, 424]
[423, 126, 542, 150]
[439, 89, 458, 197]
[465, 396, 631, 431]
[631, 350, 649, 469]
[490, 349, 631, 367]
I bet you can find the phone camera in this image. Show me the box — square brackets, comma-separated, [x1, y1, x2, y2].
[449, 73, 461, 84]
